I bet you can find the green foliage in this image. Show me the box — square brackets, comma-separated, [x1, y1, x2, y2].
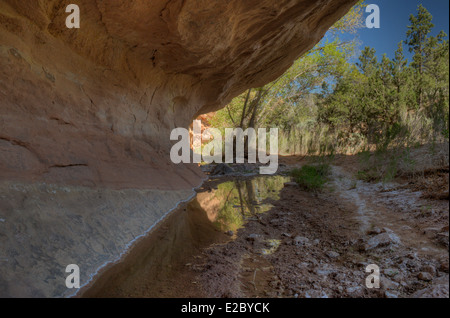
[211, 3, 448, 182]
[330, 1, 366, 34]
[290, 164, 331, 192]
[357, 146, 416, 183]
[211, 3, 364, 132]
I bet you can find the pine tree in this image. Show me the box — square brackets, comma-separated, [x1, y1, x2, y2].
[405, 4, 434, 109]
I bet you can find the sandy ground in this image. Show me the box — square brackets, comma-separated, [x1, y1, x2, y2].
[81, 153, 449, 298]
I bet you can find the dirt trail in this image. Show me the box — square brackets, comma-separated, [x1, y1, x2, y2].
[332, 165, 447, 256]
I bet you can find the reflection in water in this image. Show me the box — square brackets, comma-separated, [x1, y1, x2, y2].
[196, 175, 289, 233]
[261, 239, 282, 255]
[82, 175, 289, 297]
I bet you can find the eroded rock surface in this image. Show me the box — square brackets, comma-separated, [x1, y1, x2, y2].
[0, 0, 356, 297]
[0, 0, 356, 188]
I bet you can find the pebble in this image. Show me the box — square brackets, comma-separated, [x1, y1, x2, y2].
[293, 236, 309, 246]
[367, 227, 382, 235]
[384, 268, 399, 277]
[365, 232, 401, 250]
[423, 227, 441, 238]
[385, 291, 399, 298]
[439, 259, 449, 273]
[436, 232, 449, 247]
[346, 286, 364, 297]
[325, 251, 340, 259]
[421, 265, 436, 276]
[417, 272, 433, 281]
[247, 234, 262, 241]
[384, 278, 400, 290]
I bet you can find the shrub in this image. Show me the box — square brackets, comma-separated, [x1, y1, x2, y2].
[290, 164, 330, 192]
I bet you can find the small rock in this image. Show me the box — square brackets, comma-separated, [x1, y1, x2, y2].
[365, 232, 401, 250]
[384, 268, 399, 278]
[385, 291, 399, 298]
[268, 280, 280, 288]
[315, 268, 334, 276]
[293, 236, 309, 246]
[421, 265, 436, 276]
[382, 277, 399, 291]
[423, 227, 441, 238]
[406, 252, 418, 260]
[247, 234, 262, 241]
[270, 218, 282, 225]
[417, 272, 433, 282]
[346, 286, 364, 297]
[439, 259, 449, 273]
[392, 272, 406, 283]
[436, 232, 449, 247]
[325, 251, 340, 259]
[367, 227, 382, 235]
[226, 230, 234, 236]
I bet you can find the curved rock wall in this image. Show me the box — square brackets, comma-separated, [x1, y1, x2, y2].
[0, 0, 357, 297]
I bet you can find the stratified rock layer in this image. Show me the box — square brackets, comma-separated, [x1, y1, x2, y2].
[0, 0, 357, 296]
[0, 0, 356, 189]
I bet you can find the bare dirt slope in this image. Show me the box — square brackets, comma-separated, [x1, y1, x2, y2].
[193, 160, 448, 298]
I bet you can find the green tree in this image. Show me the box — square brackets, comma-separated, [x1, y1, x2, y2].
[406, 4, 449, 134]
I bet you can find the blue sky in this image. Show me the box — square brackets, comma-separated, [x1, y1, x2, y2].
[339, 0, 449, 62]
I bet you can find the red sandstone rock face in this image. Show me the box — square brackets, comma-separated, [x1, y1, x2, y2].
[0, 0, 357, 190]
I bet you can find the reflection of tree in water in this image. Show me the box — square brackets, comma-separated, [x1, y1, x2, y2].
[212, 176, 288, 232]
[235, 180, 246, 218]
